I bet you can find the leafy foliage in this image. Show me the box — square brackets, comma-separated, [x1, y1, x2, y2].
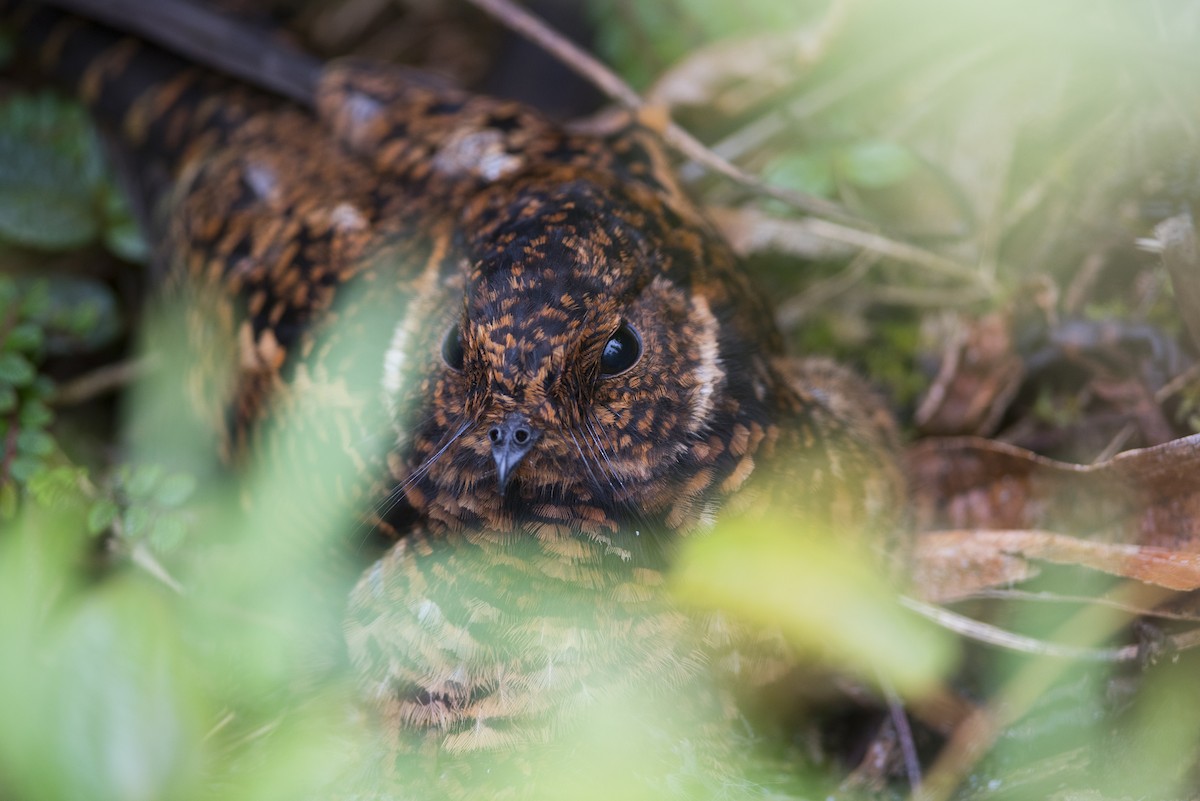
[0, 92, 145, 259]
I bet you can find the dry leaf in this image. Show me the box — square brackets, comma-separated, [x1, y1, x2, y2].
[914, 312, 1024, 436]
[909, 435, 1200, 599]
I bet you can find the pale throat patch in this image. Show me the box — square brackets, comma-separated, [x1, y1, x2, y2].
[686, 294, 725, 433]
[381, 315, 411, 409]
[380, 236, 456, 415]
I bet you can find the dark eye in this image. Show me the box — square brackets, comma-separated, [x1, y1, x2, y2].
[442, 324, 465, 371]
[599, 323, 641, 377]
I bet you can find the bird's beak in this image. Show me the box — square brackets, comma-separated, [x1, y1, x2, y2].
[489, 413, 540, 494]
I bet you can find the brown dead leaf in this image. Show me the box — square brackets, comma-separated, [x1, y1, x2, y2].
[909, 435, 1200, 599]
[916, 530, 1200, 603]
[915, 312, 1025, 436]
[908, 434, 1200, 547]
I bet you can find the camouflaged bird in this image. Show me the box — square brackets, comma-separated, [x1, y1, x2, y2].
[10, 1, 904, 796]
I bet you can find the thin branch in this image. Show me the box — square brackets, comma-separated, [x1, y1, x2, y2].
[900, 596, 1137, 662]
[44, 0, 321, 105]
[963, 588, 1200, 623]
[461, 0, 855, 222]
[52, 355, 156, 406]
[878, 672, 923, 794]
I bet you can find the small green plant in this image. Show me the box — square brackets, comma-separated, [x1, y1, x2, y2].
[0, 92, 145, 259]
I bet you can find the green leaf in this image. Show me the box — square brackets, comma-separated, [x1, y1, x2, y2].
[148, 515, 187, 554]
[87, 499, 120, 536]
[99, 184, 148, 263]
[18, 399, 53, 429]
[121, 506, 152, 539]
[0, 384, 15, 413]
[0, 188, 99, 250]
[8, 455, 41, 483]
[16, 428, 54, 457]
[0, 352, 34, 386]
[47, 583, 204, 801]
[19, 276, 123, 355]
[837, 140, 919, 189]
[153, 474, 195, 508]
[103, 217, 150, 264]
[670, 513, 956, 695]
[125, 465, 164, 500]
[4, 322, 44, 353]
[0, 93, 140, 257]
[18, 280, 50, 320]
[763, 152, 836, 198]
[27, 466, 86, 508]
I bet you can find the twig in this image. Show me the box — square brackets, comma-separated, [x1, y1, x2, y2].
[52, 355, 156, 406]
[900, 596, 1137, 662]
[777, 250, 876, 331]
[460, 0, 855, 221]
[44, 0, 321, 105]
[127, 539, 185, 594]
[878, 673, 923, 794]
[803, 217, 986, 286]
[963, 588, 1200, 622]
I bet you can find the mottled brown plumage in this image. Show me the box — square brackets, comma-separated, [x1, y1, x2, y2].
[11, 3, 904, 796]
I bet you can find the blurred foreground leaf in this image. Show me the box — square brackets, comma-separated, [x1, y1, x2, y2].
[671, 514, 955, 695]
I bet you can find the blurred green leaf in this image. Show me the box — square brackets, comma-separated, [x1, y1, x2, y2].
[837, 140, 919, 189]
[0, 186, 99, 250]
[671, 513, 955, 695]
[122, 505, 151, 539]
[18, 278, 50, 317]
[49, 583, 204, 801]
[148, 515, 187, 553]
[0, 351, 34, 385]
[31, 275, 122, 355]
[125, 464, 164, 500]
[99, 184, 149, 263]
[17, 398, 53, 429]
[0, 92, 143, 257]
[87, 499, 119, 535]
[8, 455, 40, 483]
[4, 321, 44, 352]
[154, 473, 196, 508]
[27, 466, 87, 508]
[763, 152, 836, 198]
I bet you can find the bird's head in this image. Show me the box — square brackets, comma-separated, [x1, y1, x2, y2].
[380, 164, 781, 539]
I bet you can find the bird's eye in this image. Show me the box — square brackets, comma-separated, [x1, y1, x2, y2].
[599, 323, 642, 377]
[442, 324, 466, 371]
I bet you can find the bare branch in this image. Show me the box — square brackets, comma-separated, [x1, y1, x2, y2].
[460, 0, 854, 221]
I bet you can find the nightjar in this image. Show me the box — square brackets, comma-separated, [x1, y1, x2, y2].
[9, 1, 905, 796]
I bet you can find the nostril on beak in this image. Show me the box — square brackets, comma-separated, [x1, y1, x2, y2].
[489, 414, 539, 493]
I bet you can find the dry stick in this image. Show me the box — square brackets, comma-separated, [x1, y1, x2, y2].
[52, 356, 156, 406]
[44, 0, 321, 105]
[967, 588, 1200, 622]
[901, 596, 1136, 663]
[461, 0, 852, 222]
[878, 673, 924, 794]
